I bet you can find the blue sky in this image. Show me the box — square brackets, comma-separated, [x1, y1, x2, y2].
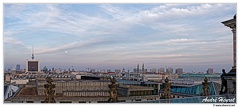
[3, 3, 236, 73]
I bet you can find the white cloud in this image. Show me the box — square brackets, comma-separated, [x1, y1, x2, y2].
[4, 37, 24, 45]
[150, 38, 197, 46]
[35, 39, 105, 54]
[4, 4, 235, 40]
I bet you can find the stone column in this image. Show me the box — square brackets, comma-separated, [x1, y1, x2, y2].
[222, 14, 236, 67]
[221, 14, 236, 95]
[232, 28, 236, 67]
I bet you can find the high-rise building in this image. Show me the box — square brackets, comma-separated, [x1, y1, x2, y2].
[16, 64, 20, 71]
[115, 69, 121, 72]
[142, 63, 144, 73]
[90, 69, 96, 72]
[137, 64, 140, 81]
[150, 68, 157, 73]
[207, 68, 214, 74]
[175, 68, 183, 75]
[166, 67, 173, 74]
[158, 68, 165, 73]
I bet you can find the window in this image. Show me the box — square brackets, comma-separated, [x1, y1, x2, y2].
[97, 101, 108, 103]
[136, 99, 141, 101]
[79, 101, 86, 103]
[60, 101, 72, 103]
[26, 101, 34, 103]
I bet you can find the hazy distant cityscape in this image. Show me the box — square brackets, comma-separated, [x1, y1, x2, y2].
[4, 63, 221, 75]
[4, 3, 236, 104]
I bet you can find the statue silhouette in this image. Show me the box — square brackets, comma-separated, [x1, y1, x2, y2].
[220, 69, 227, 94]
[108, 77, 119, 102]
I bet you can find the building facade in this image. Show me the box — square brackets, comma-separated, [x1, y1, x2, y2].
[207, 68, 214, 74]
[175, 68, 183, 75]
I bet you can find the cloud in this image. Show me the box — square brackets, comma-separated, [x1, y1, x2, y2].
[149, 37, 231, 46]
[4, 37, 24, 45]
[35, 39, 106, 54]
[4, 4, 235, 40]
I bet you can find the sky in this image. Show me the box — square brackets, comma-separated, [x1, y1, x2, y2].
[3, 3, 236, 73]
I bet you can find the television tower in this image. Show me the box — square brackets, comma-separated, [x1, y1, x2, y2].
[31, 46, 34, 60]
[137, 64, 139, 81]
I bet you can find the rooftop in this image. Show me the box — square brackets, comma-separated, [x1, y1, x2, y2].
[17, 87, 37, 96]
[120, 85, 154, 91]
[131, 94, 236, 103]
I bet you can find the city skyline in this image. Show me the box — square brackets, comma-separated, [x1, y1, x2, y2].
[4, 4, 236, 73]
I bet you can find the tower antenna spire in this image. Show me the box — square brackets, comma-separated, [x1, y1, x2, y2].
[31, 46, 34, 60]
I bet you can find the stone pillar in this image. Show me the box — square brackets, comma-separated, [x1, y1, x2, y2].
[232, 28, 236, 67]
[222, 14, 236, 67]
[221, 14, 236, 95]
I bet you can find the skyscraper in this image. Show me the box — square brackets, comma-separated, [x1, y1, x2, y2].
[207, 68, 214, 74]
[137, 64, 139, 81]
[142, 63, 144, 73]
[175, 68, 183, 75]
[16, 64, 20, 71]
[166, 67, 173, 74]
[158, 68, 165, 73]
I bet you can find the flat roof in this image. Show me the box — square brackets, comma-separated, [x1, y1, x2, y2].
[120, 85, 154, 91]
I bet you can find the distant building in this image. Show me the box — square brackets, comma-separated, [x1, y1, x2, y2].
[122, 68, 126, 72]
[158, 68, 165, 73]
[207, 68, 214, 74]
[115, 69, 121, 72]
[42, 66, 48, 72]
[150, 68, 157, 73]
[100, 69, 106, 73]
[133, 68, 137, 72]
[16, 64, 20, 71]
[52, 68, 55, 72]
[166, 67, 173, 74]
[90, 69, 96, 72]
[142, 63, 147, 73]
[10, 67, 16, 72]
[175, 68, 183, 75]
